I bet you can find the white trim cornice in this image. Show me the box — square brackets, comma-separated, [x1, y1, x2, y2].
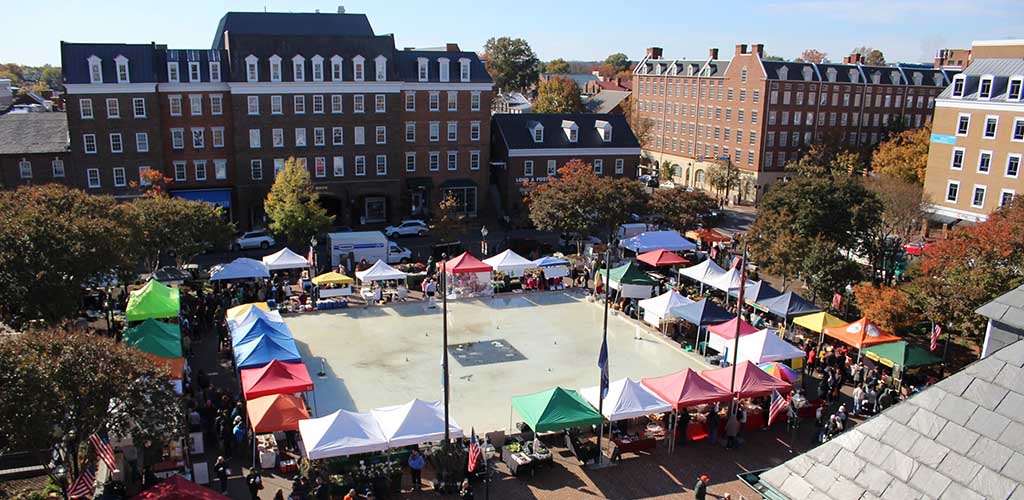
[924, 203, 988, 223]
[227, 81, 493, 94]
[65, 83, 157, 94]
[507, 147, 641, 158]
[158, 83, 231, 92]
[936, 98, 1024, 112]
[401, 82, 493, 91]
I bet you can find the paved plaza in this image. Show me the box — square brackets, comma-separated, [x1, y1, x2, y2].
[285, 291, 710, 432]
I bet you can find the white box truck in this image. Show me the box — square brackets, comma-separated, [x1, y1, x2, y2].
[329, 231, 413, 267]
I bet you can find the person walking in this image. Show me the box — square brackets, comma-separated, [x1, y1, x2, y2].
[408, 448, 425, 491]
[852, 385, 865, 416]
[214, 456, 229, 494]
[693, 474, 710, 500]
[246, 469, 264, 500]
[725, 411, 740, 449]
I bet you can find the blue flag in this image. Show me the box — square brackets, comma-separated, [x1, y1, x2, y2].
[598, 332, 609, 399]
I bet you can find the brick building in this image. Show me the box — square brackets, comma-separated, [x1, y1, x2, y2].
[922, 40, 1024, 223]
[60, 11, 492, 229]
[0, 113, 71, 189]
[490, 113, 641, 222]
[632, 44, 956, 201]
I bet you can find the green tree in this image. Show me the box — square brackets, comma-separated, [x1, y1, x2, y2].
[0, 328, 181, 492]
[0, 185, 127, 326]
[649, 187, 719, 231]
[871, 126, 930, 184]
[604, 53, 631, 74]
[265, 158, 334, 247]
[483, 37, 540, 92]
[118, 195, 234, 271]
[532, 76, 584, 113]
[799, 237, 863, 303]
[40, 65, 63, 91]
[852, 46, 886, 65]
[432, 193, 467, 243]
[543, 58, 571, 74]
[704, 164, 740, 197]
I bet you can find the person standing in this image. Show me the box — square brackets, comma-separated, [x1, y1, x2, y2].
[408, 448, 425, 491]
[693, 474, 710, 500]
[706, 406, 720, 445]
[725, 411, 740, 449]
[676, 409, 691, 447]
[246, 469, 263, 500]
[214, 456, 229, 494]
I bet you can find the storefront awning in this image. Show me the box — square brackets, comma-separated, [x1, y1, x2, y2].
[406, 178, 434, 190]
[173, 189, 232, 208]
[440, 178, 477, 189]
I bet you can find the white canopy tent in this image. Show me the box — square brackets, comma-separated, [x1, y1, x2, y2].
[371, 399, 463, 448]
[638, 290, 694, 326]
[580, 378, 673, 421]
[706, 267, 742, 293]
[355, 260, 408, 282]
[620, 231, 697, 253]
[210, 258, 271, 281]
[679, 259, 726, 293]
[734, 328, 806, 364]
[483, 249, 535, 277]
[262, 248, 310, 271]
[298, 409, 389, 460]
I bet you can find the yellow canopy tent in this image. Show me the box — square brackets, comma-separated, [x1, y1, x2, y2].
[793, 311, 846, 333]
[226, 302, 269, 321]
[311, 271, 355, 286]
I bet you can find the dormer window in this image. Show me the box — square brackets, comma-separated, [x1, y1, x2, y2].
[529, 122, 544, 143]
[331, 55, 343, 81]
[595, 120, 612, 142]
[849, 68, 859, 83]
[245, 55, 259, 82]
[311, 55, 324, 82]
[913, 72, 924, 86]
[802, 66, 813, 81]
[562, 120, 578, 142]
[979, 76, 994, 99]
[654, 64, 662, 75]
[269, 55, 282, 82]
[114, 55, 130, 83]
[167, 62, 180, 83]
[189, 61, 201, 82]
[933, 73, 944, 86]
[459, 58, 470, 82]
[88, 55, 103, 83]
[871, 71, 881, 84]
[353, 55, 365, 82]
[889, 71, 901, 85]
[826, 67, 837, 82]
[686, 65, 695, 77]
[777, 66, 789, 80]
[209, 61, 221, 82]
[418, 57, 429, 82]
[374, 55, 387, 82]
[439, 58, 450, 82]
[1009, 76, 1023, 101]
[293, 55, 306, 81]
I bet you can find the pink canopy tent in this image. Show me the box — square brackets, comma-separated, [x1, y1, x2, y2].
[439, 252, 493, 274]
[641, 368, 732, 410]
[702, 361, 793, 398]
[637, 249, 690, 267]
[707, 317, 759, 339]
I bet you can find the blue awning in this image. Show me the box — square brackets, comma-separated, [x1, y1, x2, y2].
[172, 189, 231, 208]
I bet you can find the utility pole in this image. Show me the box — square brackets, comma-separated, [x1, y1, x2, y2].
[441, 253, 450, 442]
[596, 246, 611, 466]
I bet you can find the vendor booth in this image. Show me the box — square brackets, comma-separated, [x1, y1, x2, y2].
[149, 266, 191, 286]
[230, 317, 292, 347]
[706, 317, 759, 353]
[262, 248, 311, 271]
[311, 271, 355, 300]
[671, 299, 734, 354]
[531, 256, 572, 279]
[210, 257, 270, 281]
[621, 231, 696, 253]
[241, 360, 314, 399]
[597, 261, 658, 299]
[124, 319, 183, 358]
[685, 228, 732, 245]
[126, 280, 180, 321]
[247, 393, 310, 433]
[580, 378, 673, 421]
[641, 369, 732, 409]
[823, 317, 901, 349]
[755, 291, 821, 321]
[638, 290, 693, 327]
[228, 307, 285, 332]
[637, 249, 690, 268]
[702, 361, 792, 398]
[678, 259, 726, 293]
[729, 280, 782, 304]
[298, 409, 389, 460]
[130, 474, 232, 500]
[370, 399, 463, 448]
[483, 249, 535, 278]
[793, 311, 846, 334]
[234, 334, 301, 369]
[706, 268, 743, 294]
[861, 341, 940, 371]
[440, 252, 493, 297]
[355, 260, 408, 282]
[510, 387, 603, 433]
[758, 362, 799, 383]
[732, 328, 806, 364]
[225, 302, 269, 322]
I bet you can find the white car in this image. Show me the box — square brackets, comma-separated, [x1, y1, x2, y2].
[385, 220, 429, 238]
[233, 230, 276, 250]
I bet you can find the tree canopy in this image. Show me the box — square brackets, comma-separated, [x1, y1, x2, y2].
[118, 195, 234, 271]
[543, 58, 571, 74]
[852, 46, 886, 66]
[603, 53, 631, 74]
[862, 176, 927, 285]
[532, 76, 584, 113]
[483, 37, 540, 92]
[648, 187, 718, 232]
[871, 126, 930, 184]
[431, 193, 467, 244]
[264, 158, 335, 247]
[796, 49, 828, 63]
[623, 99, 653, 148]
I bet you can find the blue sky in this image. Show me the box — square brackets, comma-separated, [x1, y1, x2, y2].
[4, 0, 1022, 66]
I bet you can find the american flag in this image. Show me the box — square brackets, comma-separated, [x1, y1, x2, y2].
[467, 427, 481, 473]
[89, 433, 116, 471]
[930, 323, 942, 352]
[768, 389, 789, 427]
[67, 464, 95, 499]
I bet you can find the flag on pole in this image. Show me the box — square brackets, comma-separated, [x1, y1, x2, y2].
[729, 255, 741, 270]
[67, 463, 96, 499]
[598, 332, 609, 400]
[89, 433, 116, 471]
[832, 292, 843, 310]
[768, 389, 789, 427]
[467, 427, 481, 473]
[930, 323, 942, 352]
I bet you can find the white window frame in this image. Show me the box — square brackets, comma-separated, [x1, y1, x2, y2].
[470, 150, 480, 171]
[332, 94, 343, 114]
[135, 132, 149, 152]
[438, 57, 450, 82]
[353, 55, 365, 82]
[189, 94, 202, 116]
[355, 155, 367, 176]
[447, 151, 457, 171]
[418, 58, 429, 82]
[249, 129, 261, 149]
[471, 92, 481, 111]
[375, 126, 386, 145]
[295, 128, 307, 147]
[251, 159, 263, 180]
[247, 95, 259, 115]
[333, 156, 344, 177]
[189, 61, 201, 82]
[1006, 153, 1021, 179]
[312, 94, 325, 114]
[294, 95, 306, 114]
[354, 126, 365, 145]
[429, 92, 440, 111]
[269, 55, 282, 82]
[945, 180, 959, 203]
[447, 91, 458, 111]
[470, 121, 481, 141]
[447, 122, 457, 142]
[209, 61, 221, 82]
[292, 55, 306, 81]
[210, 94, 223, 115]
[956, 113, 971, 137]
[191, 128, 205, 149]
[354, 95, 365, 113]
[245, 55, 259, 82]
[312, 55, 324, 82]
[429, 122, 439, 142]
[429, 152, 440, 171]
[86, 168, 101, 188]
[137, 166, 151, 185]
[132, 97, 146, 118]
[1012, 118, 1024, 142]
[106, 98, 120, 118]
[983, 115, 999, 139]
[18, 158, 31, 179]
[376, 155, 388, 175]
[547, 160, 557, 176]
[978, 75, 994, 100]
[406, 91, 416, 111]
[375, 94, 386, 113]
[971, 184, 987, 208]
[524, 160, 534, 177]
[109, 133, 123, 153]
[978, 150, 993, 174]
[194, 160, 207, 181]
[170, 128, 184, 149]
[314, 156, 327, 178]
[80, 98, 94, 119]
[1000, 189, 1016, 207]
[331, 55, 343, 81]
[332, 127, 344, 146]
[313, 127, 325, 146]
[88, 55, 103, 83]
[273, 128, 284, 148]
[459, 58, 470, 82]
[51, 158, 65, 178]
[615, 158, 624, 175]
[113, 167, 126, 187]
[950, 147, 965, 170]
[167, 62, 180, 83]
[406, 152, 417, 172]
[374, 55, 387, 82]
[271, 95, 283, 115]
[594, 159, 603, 174]
[212, 127, 225, 148]
[405, 122, 416, 142]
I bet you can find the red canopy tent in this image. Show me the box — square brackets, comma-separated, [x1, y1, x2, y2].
[240, 360, 314, 400]
[637, 249, 690, 267]
[706, 317, 759, 339]
[641, 368, 732, 410]
[823, 317, 901, 349]
[131, 475, 232, 500]
[247, 394, 310, 433]
[702, 361, 792, 398]
[440, 252, 493, 274]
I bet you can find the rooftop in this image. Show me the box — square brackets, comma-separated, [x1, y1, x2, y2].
[977, 284, 1024, 331]
[212, 11, 375, 49]
[492, 113, 639, 150]
[585, 90, 631, 114]
[0, 113, 69, 155]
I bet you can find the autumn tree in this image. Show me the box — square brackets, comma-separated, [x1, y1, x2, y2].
[543, 58, 570, 74]
[854, 284, 916, 332]
[761, 54, 785, 61]
[431, 193, 467, 243]
[265, 158, 334, 247]
[649, 187, 719, 231]
[862, 177, 927, 284]
[704, 164, 740, 198]
[623, 98, 654, 147]
[871, 126, 930, 184]
[0, 328, 182, 493]
[527, 159, 648, 246]
[532, 76, 584, 113]
[796, 49, 828, 63]
[800, 237, 864, 303]
[483, 37, 540, 92]
[790, 133, 866, 177]
[604, 53, 631, 74]
[852, 46, 886, 65]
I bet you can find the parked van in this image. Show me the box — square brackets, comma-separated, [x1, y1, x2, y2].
[328, 231, 412, 267]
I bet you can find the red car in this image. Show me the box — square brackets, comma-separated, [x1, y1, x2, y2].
[904, 241, 936, 256]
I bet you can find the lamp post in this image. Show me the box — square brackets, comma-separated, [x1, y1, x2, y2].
[441, 253, 451, 442]
[596, 246, 611, 466]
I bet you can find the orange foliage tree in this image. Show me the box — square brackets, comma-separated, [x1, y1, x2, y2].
[853, 284, 916, 333]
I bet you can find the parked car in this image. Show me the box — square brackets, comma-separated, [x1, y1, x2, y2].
[385, 220, 429, 238]
[233, 230, 276, 251]
[904, 240, 936, 257]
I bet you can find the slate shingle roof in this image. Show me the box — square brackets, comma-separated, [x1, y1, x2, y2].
[212, 12, 375, 49]
[0, 113, 69, 155]
[759, 339, 1024, 500]
[492, 113, 639, 151]
[977, 284, 1024, 331]
[585, 90, 631, 114]
[938, 58, 1024, 101]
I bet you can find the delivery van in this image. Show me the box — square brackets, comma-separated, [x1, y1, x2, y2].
[329, 231, 412, 267]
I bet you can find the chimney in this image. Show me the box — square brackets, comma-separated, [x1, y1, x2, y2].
[735, 44, 748, 56]
[646, 47, 663, 60]
[446, 43, 460, 52]
[337, 5, 346, 13]
[843, 53, 862, 65]
[709, 47, 719, 60]
[752, 44, 764, 57]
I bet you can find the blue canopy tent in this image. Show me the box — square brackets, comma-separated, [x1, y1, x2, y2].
[670, 298, 734, 356]
[231, 317, 293, 347]
[210, 257, 270, 281]
[532, 256, 571, 267]
[756, 291, 821, 320]
[234, 334, 302, 369]
[620, 231, 697, 254]
[729, 280, 783, 305]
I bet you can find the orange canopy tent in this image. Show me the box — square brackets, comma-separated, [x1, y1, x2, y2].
[439, 252, 493, 274]
[685, 228, 732, 244]
[143, 353, 185, 379]
[240, 360, 314, 400]
[823, 317, 900, 349]
[637, 249, 690, 267]
[247, 394, 310, 433]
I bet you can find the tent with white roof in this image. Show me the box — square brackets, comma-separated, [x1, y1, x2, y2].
[210, 258, 270, 281]
[483, 249, 535, 277]
[679, 259, 726, 289]
[638, 290, 694, 326]
[580, 378, 673, 421]
[734, 328, 806, 364]
[370, 399, 463, 448]
[355, 259, 408, 282]
[706, 267, 743, 293]
[298, 409, 389, 459]
[262, 248, 310, 271]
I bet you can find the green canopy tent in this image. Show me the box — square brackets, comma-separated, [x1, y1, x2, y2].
[511, 387, 603, 433]
[123, 319, 183, 358]
[862, 341, 941, 370]
[597, 261, 659, 286]
[125, 280, 180, 321]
